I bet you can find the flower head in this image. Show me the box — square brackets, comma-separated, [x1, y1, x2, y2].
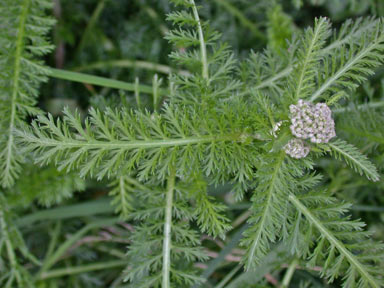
[289, 100, 336, 143]
[283, 138, 310, 159]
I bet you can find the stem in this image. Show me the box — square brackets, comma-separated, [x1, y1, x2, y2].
[22, 133, 240, 150]
[49, 68, 167, 95]
[214, 264, 242, 288]
[45, 221, 62, 261]
[36, 218, 119, 278]
[39, 260, 128, 279]
[162, 168, 176, 288]
[190, 0, 208, 80]
[153, 74, 160, 111]
[74, 59, 190, 77]
[281, 258, 298, 288]
[134, 77, 142, 109]
[16, 198, 114, 227]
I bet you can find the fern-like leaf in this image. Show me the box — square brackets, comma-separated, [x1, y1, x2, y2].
[289, 192, 384, 287]
[292, 17, 331, 101]
[16, 103, 261, 183]
[310, 19, 384, 102]
[0, 0, 54, 187]
[327, 138, 380, 182]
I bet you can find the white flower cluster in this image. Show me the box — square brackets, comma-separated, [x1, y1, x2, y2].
[283, 138, 310, 159]
[289, 99, 336, 144]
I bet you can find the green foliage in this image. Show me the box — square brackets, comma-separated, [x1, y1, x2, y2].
[267, 4, 295, 54]
[291, 17, 331, 101]
[0, 0, 54, 187]
[16, 103, 261, 184]
[289, 192, 384, 287]
[9, 165, 85, 207]
[310, 19, 384, 102]
[123, 175, 209, 288]
[327, 138, 380, 182]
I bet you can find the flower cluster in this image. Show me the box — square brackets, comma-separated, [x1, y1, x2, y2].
[283, 138, 310, 159]
[289, 100, 336, 144]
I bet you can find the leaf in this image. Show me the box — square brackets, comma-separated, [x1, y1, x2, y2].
[289, 193, 384, 287]
[292, 17, 331, 100]
[327, 138, 380, 182]
[0, 0, 54, 187]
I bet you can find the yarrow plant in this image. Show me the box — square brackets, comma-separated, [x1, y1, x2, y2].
[0, 0, 383, 287]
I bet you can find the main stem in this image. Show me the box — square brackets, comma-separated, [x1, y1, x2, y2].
[190, 0, 208, 80]
[162, 168, 176, 288]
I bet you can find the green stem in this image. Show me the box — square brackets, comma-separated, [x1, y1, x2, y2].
[39, 260, 128, 279]
[162, 168, 176, 288]
[281, 258, 298, 288]
[134, 77, 142, 109]
[23, 133, 240, 150]
[214, 264, 242, 288]
[49, 68, 167, 95]
[16, 198, 114, 227]
[36, 218, 119, 279]
[190, 0, 208, 80]
[153, 74, 160, 111]
[74, 59, 190, 77]
[45, 221, 62, 261]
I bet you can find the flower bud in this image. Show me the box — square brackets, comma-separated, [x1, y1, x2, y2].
[283, 138, 310, 159]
